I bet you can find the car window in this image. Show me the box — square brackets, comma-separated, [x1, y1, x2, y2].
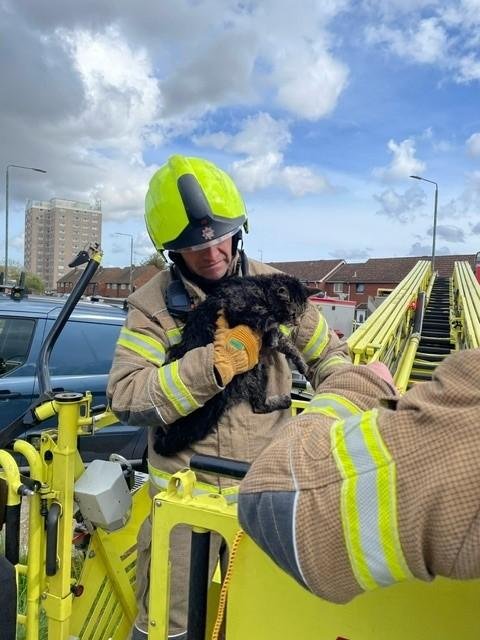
[0, 317, 36, 376]
[50, 320, 121, 376]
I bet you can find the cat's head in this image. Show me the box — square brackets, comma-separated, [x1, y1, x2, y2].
[264, 274, 309, 323]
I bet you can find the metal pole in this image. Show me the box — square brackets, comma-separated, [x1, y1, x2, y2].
[115, 232, 134, 294]
[130, 235, 134, 294]
[5, 166, 9, 284]
[187, 528, 211, 640]
[409, 175, 438, 274]
[431, 184, 438, 273]
[4, 164, 46, 285]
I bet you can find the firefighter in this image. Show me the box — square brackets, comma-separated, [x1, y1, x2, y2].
[239, 348, 480, 603]
[107, 154, 352, 639]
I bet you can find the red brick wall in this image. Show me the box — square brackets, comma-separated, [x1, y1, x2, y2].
[323, 282, 397, 305]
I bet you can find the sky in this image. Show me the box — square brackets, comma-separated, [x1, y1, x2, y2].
[2, 0, 480, 269]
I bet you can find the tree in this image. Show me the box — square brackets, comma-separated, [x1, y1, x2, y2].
[7, 262, 45, 293]
[141, 252, 167, 270]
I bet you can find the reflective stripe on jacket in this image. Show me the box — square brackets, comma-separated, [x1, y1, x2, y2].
[331, 409, 412, 591]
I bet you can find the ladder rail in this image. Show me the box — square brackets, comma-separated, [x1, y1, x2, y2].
[452, 261, 480, 349]
[348, 260, 432, 367]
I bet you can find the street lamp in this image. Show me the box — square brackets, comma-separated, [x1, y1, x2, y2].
[115, 232, 134, 294]
[5, 164, 47, 284]
[410, 175, 438, 273]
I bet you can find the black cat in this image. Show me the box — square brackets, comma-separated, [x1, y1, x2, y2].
[154, 273, 309, 456]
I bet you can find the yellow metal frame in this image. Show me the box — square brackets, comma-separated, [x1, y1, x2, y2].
[147, 473, 480, 640]
[452, 260, 480, 349]
[348, 260, 432, 370]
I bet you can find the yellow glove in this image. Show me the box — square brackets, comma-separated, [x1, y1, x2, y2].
[213, 311, 262, 386]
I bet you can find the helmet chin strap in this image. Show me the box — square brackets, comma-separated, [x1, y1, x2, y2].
[234, 230, 249, 276]
[231, 229, 242, 256]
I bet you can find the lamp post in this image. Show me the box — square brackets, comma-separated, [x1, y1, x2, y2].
[115, 232, 134, 294]
[5, 164, 47, 284]
[410, 175, 438, 273]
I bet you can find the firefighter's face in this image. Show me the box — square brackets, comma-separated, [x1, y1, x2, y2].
[182, 237, 232, 280]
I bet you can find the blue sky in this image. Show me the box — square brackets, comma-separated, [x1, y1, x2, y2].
[2, 0, 480, 268]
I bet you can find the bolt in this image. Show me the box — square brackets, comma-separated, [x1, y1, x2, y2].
[150, 620, 156, 627]
[155, 499, 162, 507]
[88, 550, 96, 558]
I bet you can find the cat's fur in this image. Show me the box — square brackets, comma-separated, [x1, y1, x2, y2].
[154, 273, 309, 456]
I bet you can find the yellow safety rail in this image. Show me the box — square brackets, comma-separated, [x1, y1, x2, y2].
[146, 467, 480, 640]
[347, 260, 432, 370]
[452, 261, 480, 349]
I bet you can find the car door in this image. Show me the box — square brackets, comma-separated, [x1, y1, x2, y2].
[0, 314, 46, 426]
[31, 316, 144, 463]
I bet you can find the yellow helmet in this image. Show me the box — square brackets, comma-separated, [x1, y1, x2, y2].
[145, 155, 248, 252]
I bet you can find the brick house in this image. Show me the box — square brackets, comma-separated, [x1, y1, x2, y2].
[321, 254, 476, 306]
[57, 264, 162, 298]
[268, 259, 345, 290]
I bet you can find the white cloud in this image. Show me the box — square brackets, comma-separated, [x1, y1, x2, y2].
[230, 113, 292, 156]
[195, 112, 328, 196]
[409, 241, 431, 256]
[281, 166, 329, 196]
[231, 153, 283, 192]
[192, 131, 231, 151]
[135, 231, 158, 259]
[57, 27, 162, 155]
[366, 18, 447, 65]
[373, 138, 426, 182]
[374, 186, 426, 221]
[11, 232, 25, 253]
[364, 3, 480, 84]
[329, 247, 372, 260]
[364, 0, 436, 17]
[160, 29, 259, 116]
[409, 241, 451, 256]
[272, 45, 349, 120]
[467, 132, 480, 156]
[430, 224, 465, 242]
[195, 112, 291, 156]
[89, 157, 155, 221]
[456, 54, 480, 82]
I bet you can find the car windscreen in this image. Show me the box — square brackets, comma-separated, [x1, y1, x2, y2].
[0, 317, 36, 376]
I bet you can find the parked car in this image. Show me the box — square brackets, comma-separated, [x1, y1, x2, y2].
[0, 293, 147, 467]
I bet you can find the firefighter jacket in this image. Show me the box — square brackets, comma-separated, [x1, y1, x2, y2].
[238, 348, 480, 603]
[106, 256, 351, 489]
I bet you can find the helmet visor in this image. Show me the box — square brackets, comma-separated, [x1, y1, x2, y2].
[175, 228, 237, 253]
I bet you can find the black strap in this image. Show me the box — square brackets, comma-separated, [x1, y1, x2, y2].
[165, 266, 193, 319]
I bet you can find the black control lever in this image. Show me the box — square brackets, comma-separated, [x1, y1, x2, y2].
[189, 454, 250, 480]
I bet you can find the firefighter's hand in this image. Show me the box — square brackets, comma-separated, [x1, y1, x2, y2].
[213, 311, 262, 386]
[365, 362, 396, 392]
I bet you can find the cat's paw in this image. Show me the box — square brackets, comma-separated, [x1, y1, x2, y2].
[263, 394, 292, 412]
